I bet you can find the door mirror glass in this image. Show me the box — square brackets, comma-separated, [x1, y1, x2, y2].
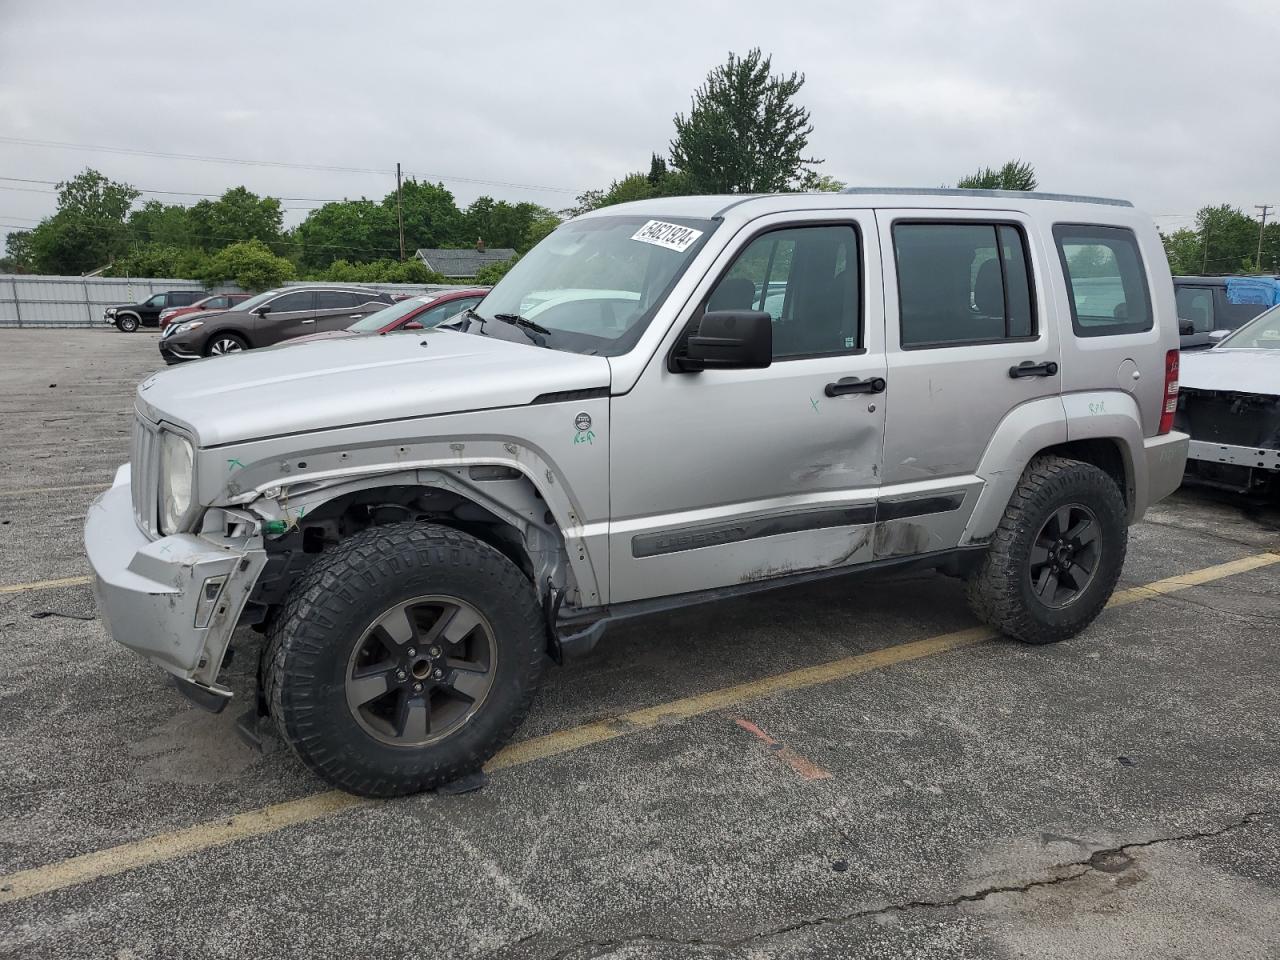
[677, 310, 773, 371]
[1178, 318, 1195, 336]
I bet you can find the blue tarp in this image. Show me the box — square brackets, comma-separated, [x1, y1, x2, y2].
[1225, 276, 1280, 307]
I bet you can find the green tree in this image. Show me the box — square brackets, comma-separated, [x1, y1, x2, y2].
[188, 187, 283, 250]
[25, 169, 140, 273]
[292, 200, 398, 270]
[474, 255, 519, 286]
[384, 179, 463, 252]
[1161, 228, 1202, 275]
[105, 242, 210, 279]
[2, 230, 35, 272]
[127, 201, 196, 248]
[315, 258, 445, 284]
[796, 171, 847, 192]
[670, 48, 820, 193]
[956, 160, 1038, 191]
[201, 239, 295, 290]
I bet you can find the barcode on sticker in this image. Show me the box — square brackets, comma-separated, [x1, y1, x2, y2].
[631, 220, 703, 253]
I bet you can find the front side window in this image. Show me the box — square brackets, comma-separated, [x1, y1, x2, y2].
[476, 214, 717, 356]
[705, 224, 860, 359]
[894, 222, 1036, 348]
[1053, 224, 1152, 336]
[269, 291, 315, 313]
[1175, 286, 1215, 333]
[205, 296, 229, 309]
[145, 294, 167, 307]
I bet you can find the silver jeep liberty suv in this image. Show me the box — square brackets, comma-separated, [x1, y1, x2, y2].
[86, 189, 1189, 796]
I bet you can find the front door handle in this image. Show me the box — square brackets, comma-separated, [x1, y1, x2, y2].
[301, 318, 316, 325]
[825, 376, 886, 397]
[349, 314, 363, 319]
[1009, 360, 1058, 379]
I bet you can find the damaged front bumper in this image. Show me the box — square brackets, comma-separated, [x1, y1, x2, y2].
[84, 466, 268, 710]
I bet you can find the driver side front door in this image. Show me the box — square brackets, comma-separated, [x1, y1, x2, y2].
[258, 291, 319, 344]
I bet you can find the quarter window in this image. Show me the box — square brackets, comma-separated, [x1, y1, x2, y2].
[705, 225, 861, 359]
[893, 222, 1036, 347]
[1053, 224, 1152, 336]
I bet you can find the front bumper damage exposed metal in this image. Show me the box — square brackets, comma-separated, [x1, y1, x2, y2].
[84, 466, 267, 710]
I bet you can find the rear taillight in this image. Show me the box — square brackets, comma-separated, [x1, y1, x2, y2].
[1158, 348, 1179, 435]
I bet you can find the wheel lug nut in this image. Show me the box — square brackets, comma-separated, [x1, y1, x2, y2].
[432, 667, 444, 680]
[413, 682, 423, 692]
[396, 670, 406, 682]
[406, 647, 416, 657]
[429, 646, 441, 658]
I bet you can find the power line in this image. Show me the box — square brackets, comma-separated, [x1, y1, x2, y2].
[0, 135, 580, 194]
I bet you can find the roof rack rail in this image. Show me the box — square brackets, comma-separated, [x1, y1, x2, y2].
[838, 187, 1133, 207]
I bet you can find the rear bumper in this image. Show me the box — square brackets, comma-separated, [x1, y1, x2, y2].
[84, 467, 267, 705]
[1142, 431, 1189, 510]
[1186, 439, 1280, 472]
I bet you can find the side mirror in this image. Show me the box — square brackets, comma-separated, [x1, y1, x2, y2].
[254, 305, 271, 317]
[674, 310, 772, 372]
[1178, 317, 1195, 336]
[401, 320, 424, 331]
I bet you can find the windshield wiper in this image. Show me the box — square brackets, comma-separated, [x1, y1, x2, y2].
[492, 312, 551, 346]
[454, 307, 487, 334]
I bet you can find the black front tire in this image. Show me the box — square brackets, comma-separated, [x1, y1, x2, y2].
[966, 455, 1127, 644]
[116, 315, 139, 332]
[264, 522, 545, 797]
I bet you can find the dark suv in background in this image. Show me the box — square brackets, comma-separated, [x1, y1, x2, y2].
[159, 286, 395, 362]
[105, 289, 206, 332]
[1174, 276, 1276, 349]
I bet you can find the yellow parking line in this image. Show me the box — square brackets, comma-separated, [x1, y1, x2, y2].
[0, 483, 106, 498]
[0, 575, 91, 595]
[0, 550, 1275, 905]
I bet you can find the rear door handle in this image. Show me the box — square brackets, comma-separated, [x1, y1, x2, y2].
[825, 376, 886, 397]
[301, 319, 316, 325]
[1009, 361, 1058, 379]
[349, 314, 363, 319]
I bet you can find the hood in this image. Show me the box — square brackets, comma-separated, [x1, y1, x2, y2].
[284, 329, 359, 345]
[137, 328, 611, 447]
[1180, 348, 1280, 396]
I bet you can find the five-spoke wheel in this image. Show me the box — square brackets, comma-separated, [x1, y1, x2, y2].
[1027, 504, 1100, 608]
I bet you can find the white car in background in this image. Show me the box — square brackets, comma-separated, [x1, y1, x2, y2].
[1175, 304, 1280, 494]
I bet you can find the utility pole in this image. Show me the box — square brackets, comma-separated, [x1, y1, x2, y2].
[1255, 204, 1273, 273]
[395, 162, 406, 261]
[1201, 221, 1210, 273]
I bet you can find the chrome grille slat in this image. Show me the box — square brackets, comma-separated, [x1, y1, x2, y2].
[130, 414, 160, 538]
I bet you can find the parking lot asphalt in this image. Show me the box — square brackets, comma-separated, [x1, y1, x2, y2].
[1, 327, 1278, 959]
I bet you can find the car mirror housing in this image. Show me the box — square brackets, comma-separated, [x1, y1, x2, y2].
[401, 321, 424, 331]
[254, 306, 271, 317]
[674, 310, 773, 372]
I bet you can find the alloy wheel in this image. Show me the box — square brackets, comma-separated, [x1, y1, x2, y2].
[209, 338, 243, 355]
[1027, 503, 1101, 608]
[345, 595, 497, 747]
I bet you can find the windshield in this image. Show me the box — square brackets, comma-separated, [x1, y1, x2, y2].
[1217, 304, 1280, 349]
[347, 296, 434, 332]
[233, 289, 284, 313]
[475, 214, 717, 355]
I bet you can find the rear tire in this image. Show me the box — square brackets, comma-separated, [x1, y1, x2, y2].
[116, 314, 139, 333]
[264, 522, 545, 797]
[966, 455, 1127, 644]
[205, 333, 247, 356]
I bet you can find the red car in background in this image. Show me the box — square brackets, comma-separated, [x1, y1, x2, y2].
[287, 288, 488, 345]
[159, 293, 253, 330]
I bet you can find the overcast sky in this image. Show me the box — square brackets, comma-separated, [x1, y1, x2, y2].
[2, 0, 1277, 253]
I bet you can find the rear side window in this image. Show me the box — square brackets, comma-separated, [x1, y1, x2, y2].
[1053, 224, 1152, 336]
[317, 291, 359, 309]
[893, 222, 1035, 348]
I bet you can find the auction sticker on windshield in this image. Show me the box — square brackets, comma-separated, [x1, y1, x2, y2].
[631, 220, 703, 253]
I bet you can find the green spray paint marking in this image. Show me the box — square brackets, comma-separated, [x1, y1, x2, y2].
[810, 398, 820, 412]
[227, 458, 245, 471]
[574, 430, 596, 445]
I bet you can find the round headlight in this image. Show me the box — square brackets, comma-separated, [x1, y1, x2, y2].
[159, 431, 194, 535]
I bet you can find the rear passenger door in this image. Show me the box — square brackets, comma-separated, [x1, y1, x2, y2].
[313, 290, 368, 332]
[877, 210, 1061, 553]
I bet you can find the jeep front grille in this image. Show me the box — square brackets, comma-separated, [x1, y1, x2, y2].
[130, 414, 161, 538]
